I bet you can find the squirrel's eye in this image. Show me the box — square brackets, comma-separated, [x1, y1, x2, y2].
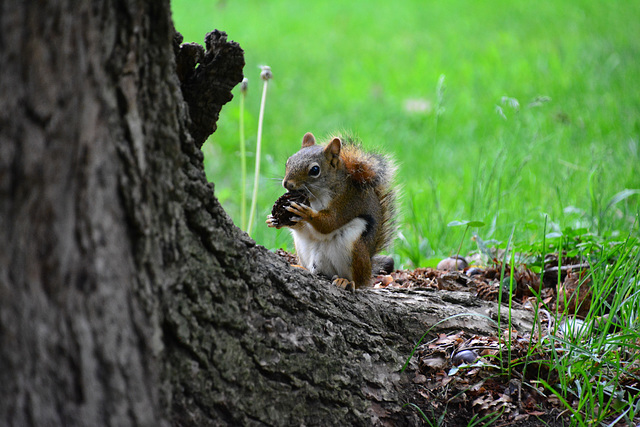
[309, 165, 320, 177]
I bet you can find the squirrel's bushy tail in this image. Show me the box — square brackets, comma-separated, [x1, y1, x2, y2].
[373, 158, 398, 254]
[337, 134, 398, 254]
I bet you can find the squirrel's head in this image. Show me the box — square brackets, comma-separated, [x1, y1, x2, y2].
[282, 132, 344, 195]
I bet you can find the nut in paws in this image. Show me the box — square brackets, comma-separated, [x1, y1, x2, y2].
[269, 191, 310, 227]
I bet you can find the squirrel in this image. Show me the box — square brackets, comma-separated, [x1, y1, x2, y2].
[266, 132, 397, 289]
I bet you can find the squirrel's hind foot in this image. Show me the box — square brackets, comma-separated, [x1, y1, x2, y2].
[332, 277, 355, 292]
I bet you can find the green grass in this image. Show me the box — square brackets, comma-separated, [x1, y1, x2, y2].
[399, 234, 640, 425]
[524, 236, 640, 425]
[172, 0, 639, 267]
[172, 2, 640, 423]
[173, 0, 640, 267]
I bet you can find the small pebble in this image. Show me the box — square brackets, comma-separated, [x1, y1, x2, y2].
[413, 374, 427, 384]
[466, 267, 483, 276]
[437, 256, 468, 271]
[451, 350, 478, 365]
[558, 317, 587, 337]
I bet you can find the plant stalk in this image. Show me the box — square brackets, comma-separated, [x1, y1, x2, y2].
[239, 83, 247, 230]
[247, 74, 270, 235]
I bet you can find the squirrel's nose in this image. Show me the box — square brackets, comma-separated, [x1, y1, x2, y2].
[283, 179, 295, 191]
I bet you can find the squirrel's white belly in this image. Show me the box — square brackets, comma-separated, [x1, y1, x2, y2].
[291, 217, 367, 281]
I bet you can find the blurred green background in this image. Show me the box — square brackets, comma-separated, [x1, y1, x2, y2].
[172, 0, 640, 268]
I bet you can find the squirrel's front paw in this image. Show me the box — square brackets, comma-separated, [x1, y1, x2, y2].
[286, 202, 315, 222]
[266, 214, 281, 229]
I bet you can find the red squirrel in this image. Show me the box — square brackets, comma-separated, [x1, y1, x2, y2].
[267, 132, 397, 289]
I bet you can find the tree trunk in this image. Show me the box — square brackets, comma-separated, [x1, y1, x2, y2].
[0, 1, 533, 426]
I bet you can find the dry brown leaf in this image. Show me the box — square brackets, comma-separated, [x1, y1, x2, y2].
[557, 269, 592, 316]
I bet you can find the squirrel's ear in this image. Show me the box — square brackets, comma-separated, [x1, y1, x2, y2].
[324, 137, 342, 167]
[301, 132, 316, 148]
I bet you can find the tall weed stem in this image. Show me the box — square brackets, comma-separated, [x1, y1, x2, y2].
[239, 78, 248, 230]
[248, 66, 272, 236]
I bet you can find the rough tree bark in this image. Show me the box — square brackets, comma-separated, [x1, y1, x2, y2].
[0, 1, 533, 426]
